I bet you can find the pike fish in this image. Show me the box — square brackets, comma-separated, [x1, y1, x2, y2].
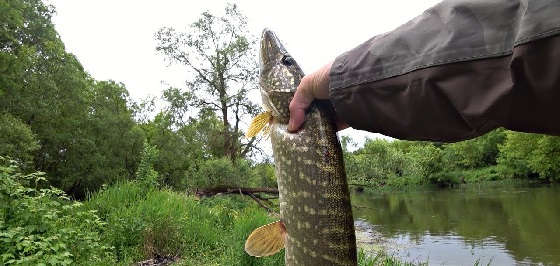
[244, 29, 357, 266]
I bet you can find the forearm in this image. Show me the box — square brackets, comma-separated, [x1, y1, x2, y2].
[329, 0, 560, 141]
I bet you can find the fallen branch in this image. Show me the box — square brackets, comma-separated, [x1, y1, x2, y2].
[248, 193, 272, 212]
[194, 187, 279, 212]
[195, 187, 278, 197]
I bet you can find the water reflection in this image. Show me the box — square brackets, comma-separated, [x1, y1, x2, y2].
[352, 184, 560, 265]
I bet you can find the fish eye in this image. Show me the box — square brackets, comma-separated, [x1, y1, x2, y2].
[281, 55, 294, 66]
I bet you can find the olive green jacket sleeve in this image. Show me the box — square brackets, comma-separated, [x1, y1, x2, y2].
[329, 0, 560, 142]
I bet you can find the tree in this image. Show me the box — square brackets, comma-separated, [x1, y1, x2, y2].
[1, 0, 145, 197]
[155, 4, 261, 161]
[441, 129, 506, 170]
[0, 113, 40, 167]
[497, 131, 560, 181]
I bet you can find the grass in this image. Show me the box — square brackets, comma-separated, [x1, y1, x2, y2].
[358, 249, 426, 266]
[1, 160, 419, 265]
[85, 181, 285, 265]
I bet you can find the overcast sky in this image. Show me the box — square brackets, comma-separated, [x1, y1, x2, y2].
[49, 0, 442, 150]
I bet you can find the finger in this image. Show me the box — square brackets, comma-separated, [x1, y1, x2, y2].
[288, 105, 306, 133]
[288, 82, 313, 132]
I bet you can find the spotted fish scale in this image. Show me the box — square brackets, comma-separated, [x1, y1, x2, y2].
[248, 29, 357, 266]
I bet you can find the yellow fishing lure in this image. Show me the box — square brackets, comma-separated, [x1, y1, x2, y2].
[246, 111, 273, 138]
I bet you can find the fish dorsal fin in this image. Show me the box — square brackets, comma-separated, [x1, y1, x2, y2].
[245, 220, 286, 257]
[246, 111, 273, 138]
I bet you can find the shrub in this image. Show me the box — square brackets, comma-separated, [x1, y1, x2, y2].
[346, 139, 412, 187]
[189, 157, 254, 188]
[495, 131, 560, 180]
[0, 113, 40, 167]
[136, 141, 160, 188]
[249, 162, 277, 188]
[528, 135, 560, 181]
[0, 157, 114, 265]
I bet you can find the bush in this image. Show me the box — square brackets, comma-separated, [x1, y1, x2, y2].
[345, 139, 412, 187]
[0, 157, 114, 265]
[463, 166, 502, 183]
[496, 132, 535, 178]
[188, 157, 254, 188]
[249, 162, 277, 188]
[0, 113, 40, 166]
[87, 183, 214, 263]
[427, 171, 463, 186]
[496, 131, 560, 180]
[405, 143, 443, 181]
[529, 135, 560, 181]
[441, 129, 506, 170]
[136, 142, 159, 188]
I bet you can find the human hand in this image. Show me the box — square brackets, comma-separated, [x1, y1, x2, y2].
[287, 62, 349, 132]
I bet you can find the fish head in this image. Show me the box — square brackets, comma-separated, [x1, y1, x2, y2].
[259, 29, 304, 123]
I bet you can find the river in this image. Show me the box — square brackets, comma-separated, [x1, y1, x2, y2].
[351, 183, 560, 265]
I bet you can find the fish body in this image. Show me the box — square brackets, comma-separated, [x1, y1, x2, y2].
[245, 29, 357, 266]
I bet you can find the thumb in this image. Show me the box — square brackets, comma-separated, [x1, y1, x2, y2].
[288, 80, 314, 132]
[288, 105, 306, 132]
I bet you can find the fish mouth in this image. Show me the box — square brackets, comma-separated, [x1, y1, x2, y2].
[260, 29, 288, 73]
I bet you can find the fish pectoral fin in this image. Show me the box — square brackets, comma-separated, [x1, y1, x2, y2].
[246, 111, 273, 138]
[244, 220, 286, 257]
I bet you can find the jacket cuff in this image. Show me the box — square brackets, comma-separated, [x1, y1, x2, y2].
[328, 53, 362, 131]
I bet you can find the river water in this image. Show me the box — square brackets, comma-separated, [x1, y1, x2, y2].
[351, 184, 560, 265]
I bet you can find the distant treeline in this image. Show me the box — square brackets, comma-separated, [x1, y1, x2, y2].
[343, 129, 560, 188]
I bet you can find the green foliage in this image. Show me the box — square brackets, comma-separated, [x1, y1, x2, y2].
[345, 139, 410, 187]
[441, 129, 506, 170]
[530, 135, 560, 180]
[86, 181, 282, 265]
[1, 0, 144, 198]
[190, 157, 254, 188]
[140, 111, 216, 189]
[346, 139, 442, 187]
[139, 108, 277, 189]
[345, 128, 559, 189]
[498, 132, 560, 181]
[405, 143, 443, 179]
[0, 157, 114, 265]
[136, 142, 160, 188]
[0, 113, 39, 166]
[250, 162, 277, 188]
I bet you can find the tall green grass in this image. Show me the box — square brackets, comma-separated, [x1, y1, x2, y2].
[85, 181, 283, 265]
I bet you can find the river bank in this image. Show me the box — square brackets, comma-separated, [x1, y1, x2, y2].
[350, 169, 553, 194]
